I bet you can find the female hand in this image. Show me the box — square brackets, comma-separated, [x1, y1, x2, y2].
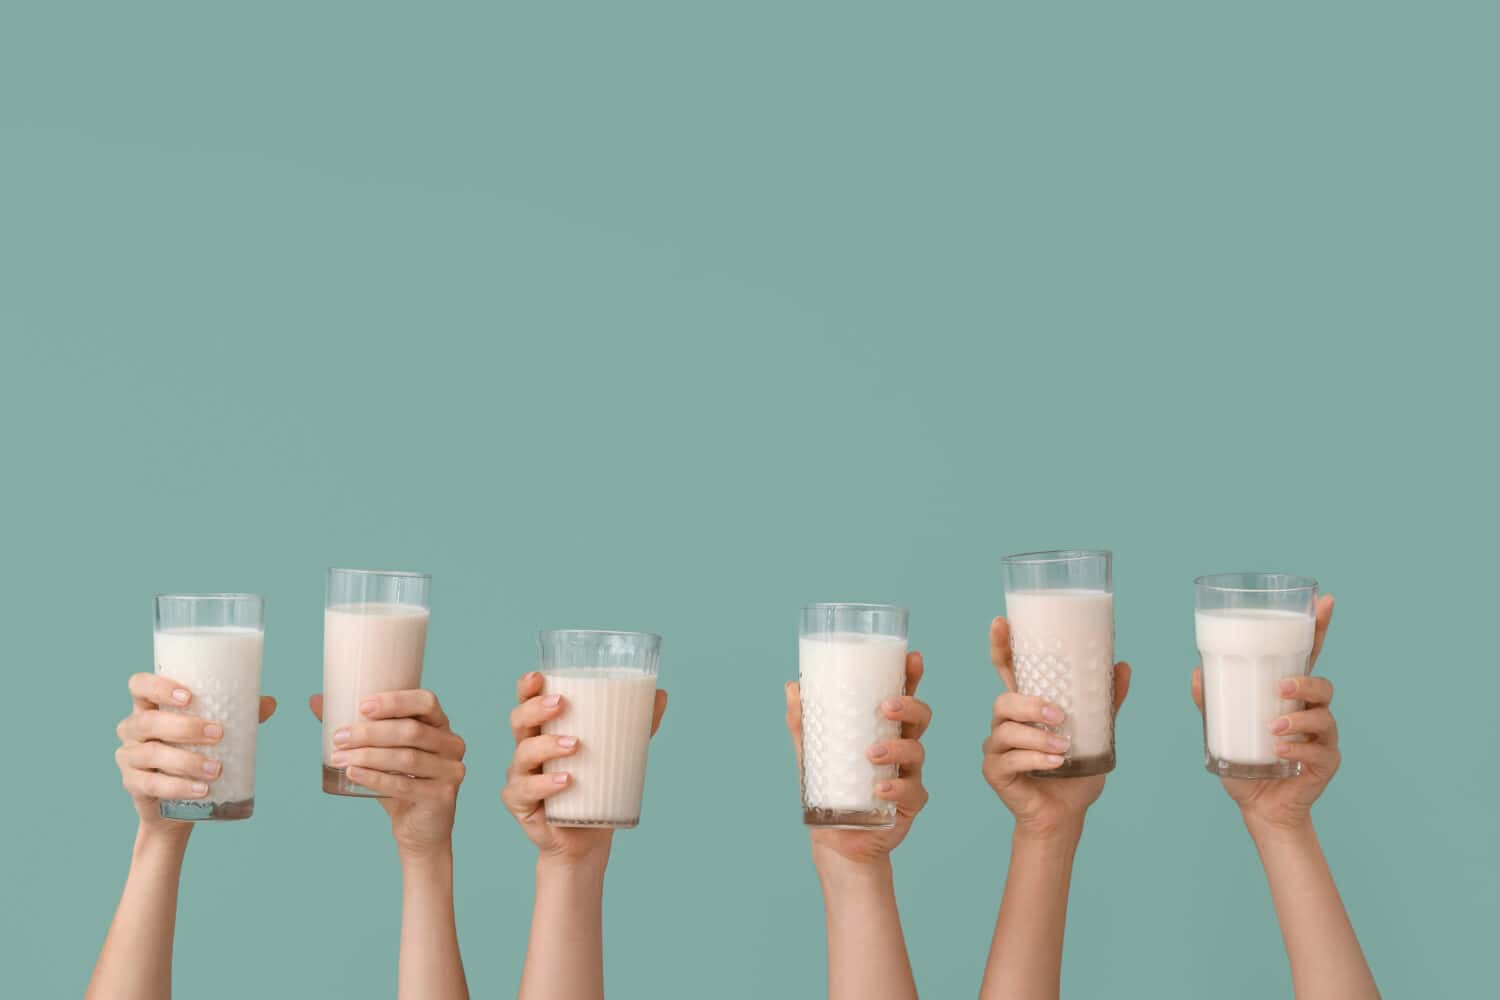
[982, 617, 1131, 838]
[311, 690, 468, 858]
[785, 651, 932, 867]
[1192, 595, 1339, 833]
[502, 671, 668, 867]
[115, 673, 277, 833]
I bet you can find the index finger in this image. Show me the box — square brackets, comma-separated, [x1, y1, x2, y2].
[360, 689, 449, 728]
[989, 617, 1016, 690]
[1309, 595, 1335, 671]
[904, 650, 924, 698]
[516, 671, 544, 704]
[130, 673, 192, 710]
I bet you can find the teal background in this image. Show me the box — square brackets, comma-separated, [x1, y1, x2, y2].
[1, 2, 1493, 996]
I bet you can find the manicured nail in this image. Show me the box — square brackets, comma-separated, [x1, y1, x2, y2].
[544, 695, 562, 708]
[1279, 679, 1297, 696]
[331, 750, 349, 765]
[877, 781, 894, 793]
[869, 744, 889, 759]
[360, 699, 378, 716]
[883, 698, 903, 712]
[1041, 706, 1064, 724]
[552, 773, 569, 785]
[172, 688, 191, 704]
[557, 736, 577, 748]
[202, 760, 221, 777]
[334, 728, 351, 744]
[1269, 717, 1290, 734]
[202, 723, 223, 740]
[1044, 754, 1066, 766]
[1047, 735, 1071, 753]
[191, 782, 208, 796]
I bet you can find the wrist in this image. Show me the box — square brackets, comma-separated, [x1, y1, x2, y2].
[1012, 815, 1086, 847]
[536, 850, 609, 884]
[398, 842, 454, 872]
[135, 819, 192, 855]
[1243, 813, 1318, 847]
[812, 847, 895, 894]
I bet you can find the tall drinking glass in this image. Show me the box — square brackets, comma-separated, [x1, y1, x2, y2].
[153, 593, 265, 821]
[322, 568, 430, 797]
[1002, 550, 1115, 778]
[1195, 573, 1318, 779]
[538, 629, 661, 828]
[799, 603, 909, 829]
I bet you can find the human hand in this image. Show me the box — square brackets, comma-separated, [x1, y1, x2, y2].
[1192, 595, 1339, 834]
[116, 673, 277, 835]
[312, 690, 468, 859]
[785, 651, 932, 868]
[982, 617, 1131, 840]
[502, 671, 668, 870]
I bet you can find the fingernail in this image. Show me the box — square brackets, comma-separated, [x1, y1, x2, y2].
[172, 689, 190, 704]
[1269, 717, 1290, 734]
[334, 728, 351, 744]
[544, 695, 562, 708]
[191, 782, 208, 796]
[557, 736, 577, 748]
[1044, 754, 1066, 766]
[202, 760, 221, 777]
[1276, 743, 1294, 757]
[1047, 735, 1071, 753]
[877, 781, 894, 793]
[883, 698, 903, 712]
[1041, 706, 1064, 724]
[869, 744, 889, 759]
[552, 773, 569, 785]
[331, 750, 349, 765]
[202, 723, 223, 740]
[360, 699, 378, 716]
[1279, 679, 1297, 696]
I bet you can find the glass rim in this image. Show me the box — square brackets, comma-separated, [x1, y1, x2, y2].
[153, 592, 263, 602]
[538, 628, 663, 642]
[1003, 548, 1111, 565]
[801, 602, 907, 613]
[1194, 572, 1318, 594]
[328, 567, 431, 580]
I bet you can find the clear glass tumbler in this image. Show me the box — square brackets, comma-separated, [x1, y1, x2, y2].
[538, 629, 661, 828]
[1002, 550, 1116, 778]
[322, 568, 431, 797]
[799, 603, 909, 829]
[154, 593, 265, 821]
[1195, 572, 1318, 779]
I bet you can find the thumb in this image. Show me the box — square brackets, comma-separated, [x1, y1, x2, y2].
[258, 696, 278, 723]
[1190, 667, 1204, 713]
[1111, 662, 1131, 715]
[308, 693, 324, 722]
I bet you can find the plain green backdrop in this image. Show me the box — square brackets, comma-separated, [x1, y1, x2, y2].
[1, 2, 1493, 997]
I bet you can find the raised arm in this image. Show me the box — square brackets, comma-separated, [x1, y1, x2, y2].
[786, 651, 932, 1000]
[88, 675, 276, 1000]
[1192, 595, 1379, 999]
[313, 689, 470, 1000]
[979, 617, 1130, 1000]
[504, 671, 669, 1000]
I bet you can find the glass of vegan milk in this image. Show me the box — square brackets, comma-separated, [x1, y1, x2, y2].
[154, 593, 265, 821]
[322, 568, 431, 797]
[1195, 573, 1318, 779]
[538, 629, 661, 828]
[1003, 550, 1116, 778]
[799, 603, 909, 829]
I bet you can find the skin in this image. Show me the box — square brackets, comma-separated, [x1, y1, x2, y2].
[1191, 595, 1380, 999]
[979, 618, 1131, 1000]
[503, 671, 669, 1000]
[311, 689, 470, 1000]
[87, 673, 278, 1000]
[785, 651, 932, 1000]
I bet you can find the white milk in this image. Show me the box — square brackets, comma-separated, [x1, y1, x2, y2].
[798, 632, 908, 817]
[1005, 589, 1115, 762]
[541, 669, 658, 827]
[322, 603, 429, 769]
[154, 626, 264, 807]
[1196, 608, 1314, 766]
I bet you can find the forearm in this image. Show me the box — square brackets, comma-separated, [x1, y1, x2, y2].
[815, 852, 918, 1000]
[980, 823, 1082, 1000]
[398, 848, 469, 1000]
[520, 856, 607, 1000]
[1247, 819, 1379, 999]
[86, 824, 191, 1000]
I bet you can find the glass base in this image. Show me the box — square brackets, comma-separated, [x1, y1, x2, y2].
[1032, 750, 1115, 779]
[546, 816, 640, 829]
[160, 797, 254, 822]
[1207, 756, 1301, 779]
[322, 765, 384, 797]
[803, 805, 896, 830]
